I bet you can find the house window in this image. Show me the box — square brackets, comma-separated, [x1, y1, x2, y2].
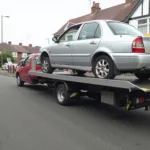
[12, 52, 18, 58]
[22, 53, 27, 58]
[138, 18, 150, 35]
[66, 35, 73, 41]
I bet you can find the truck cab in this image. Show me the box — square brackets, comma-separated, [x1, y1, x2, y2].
[16, 53, 41, 85]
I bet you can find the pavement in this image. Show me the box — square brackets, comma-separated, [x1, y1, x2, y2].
[0, 68, 15, 77]
[0, 74, 150, 150]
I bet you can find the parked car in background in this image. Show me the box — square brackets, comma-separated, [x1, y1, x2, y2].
[2, 62, 13, 70]
[2, 63, 9, 70]
[40, 20, 150, 80]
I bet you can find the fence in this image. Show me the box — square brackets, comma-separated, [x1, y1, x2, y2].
[8, 65, 16, 74]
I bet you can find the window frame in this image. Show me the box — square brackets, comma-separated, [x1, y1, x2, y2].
[22, 53, 27, 58]
[12, 52, 18, 58]
[34, 55, 41, 66]
[137, 17, 150, 35]
[57, 24, 82, 43]
[24, 56, 32, 66]
[78, 22, 101, 40]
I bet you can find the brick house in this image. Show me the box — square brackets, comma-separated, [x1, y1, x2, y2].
[0, 41, 40, 63]
[54, 0, 150, 38]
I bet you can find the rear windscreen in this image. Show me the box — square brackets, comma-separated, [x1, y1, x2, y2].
[107, 21, 143, 36]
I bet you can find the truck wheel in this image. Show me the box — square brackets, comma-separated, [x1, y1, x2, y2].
[75, 70, 86, 76]
[42, 57, 53, 73]
[134, 73, 150, 80]
[56, 84, 70, 106]
[16, 75, 24, 86]
[93, 55, 115, 79]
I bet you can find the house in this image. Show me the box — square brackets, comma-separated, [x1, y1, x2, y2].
[0, 41, 40, 63]
[54, 0, 150, 39]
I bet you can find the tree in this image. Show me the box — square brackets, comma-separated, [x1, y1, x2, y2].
[0, 51, 14, 67]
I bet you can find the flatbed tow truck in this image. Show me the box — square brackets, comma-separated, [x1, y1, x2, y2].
[24, 58, 150, 111]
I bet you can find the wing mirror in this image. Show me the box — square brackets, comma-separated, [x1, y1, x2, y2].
[52, 36, 58, 43]
[20, 61, 25, 66]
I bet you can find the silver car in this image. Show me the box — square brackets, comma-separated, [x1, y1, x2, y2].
[40, 20, 150, 80]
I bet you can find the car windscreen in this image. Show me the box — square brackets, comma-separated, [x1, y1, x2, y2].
[107, 21, 143, 36]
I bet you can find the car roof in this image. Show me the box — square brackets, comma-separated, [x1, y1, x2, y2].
[69, 19, 121, 27]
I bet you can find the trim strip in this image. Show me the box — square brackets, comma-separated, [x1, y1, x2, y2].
[129, 14, 150, 20]
[141, 1, 143, 16]
[51, 54, 90, 56]
[124, 0, 144, 22]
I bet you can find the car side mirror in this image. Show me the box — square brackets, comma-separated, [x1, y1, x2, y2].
[21, 61, 25, 66]
[52, 36, 58, 43]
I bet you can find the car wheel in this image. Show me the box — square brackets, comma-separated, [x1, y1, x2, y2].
[41, 57, 53, 73]
[75, 70, 86, 76]
[56, 84, 70, 106]
[16, 74, 24, 86]
[134, 73, 150, 80]
[93, 55, 115, 79]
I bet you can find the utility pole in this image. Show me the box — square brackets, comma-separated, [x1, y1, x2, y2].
[45, 38, 50, 44]
[0, 15, 10, 67]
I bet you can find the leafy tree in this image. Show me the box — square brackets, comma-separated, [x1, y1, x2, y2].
[0, 51, 14, 67]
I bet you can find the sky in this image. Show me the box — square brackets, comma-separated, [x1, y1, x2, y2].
[0, 0, 125, 47]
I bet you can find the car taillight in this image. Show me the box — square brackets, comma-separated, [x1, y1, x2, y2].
[132, 36, 145, 53]
[136, 97, 144, 104]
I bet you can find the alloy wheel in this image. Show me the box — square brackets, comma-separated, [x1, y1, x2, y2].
[95, 59, 110, 79]
[42, 60, 49, 73]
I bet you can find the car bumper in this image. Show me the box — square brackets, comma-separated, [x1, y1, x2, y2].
[111, 53, 150, 71]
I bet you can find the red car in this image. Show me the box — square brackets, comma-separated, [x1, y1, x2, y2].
[16, 53, 42, 86]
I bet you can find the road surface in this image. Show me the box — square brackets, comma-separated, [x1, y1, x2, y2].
[0, 74, 150, 150]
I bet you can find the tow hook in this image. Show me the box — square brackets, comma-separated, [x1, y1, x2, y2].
[70, 93, 78, 98]
[125, 101, 132, 111]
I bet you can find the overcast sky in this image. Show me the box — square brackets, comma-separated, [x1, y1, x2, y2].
[0, 0, 125, 46]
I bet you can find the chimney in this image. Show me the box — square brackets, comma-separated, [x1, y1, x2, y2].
[91, 1, 101, 14]
[19, 43, 22, 46]
[29, 44, 32, 47]
[8, 41, 11, 45]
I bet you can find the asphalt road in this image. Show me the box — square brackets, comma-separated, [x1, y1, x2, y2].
[1, 75, 150, 150]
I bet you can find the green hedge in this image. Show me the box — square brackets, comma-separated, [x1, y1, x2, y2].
[0, 51, 14, 67]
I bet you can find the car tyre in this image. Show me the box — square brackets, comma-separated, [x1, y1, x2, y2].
[41, 57, 53, 73]
[56, 84, 70, 106]
[16, 74, 24, 86]
[93, 55, 115, 79]
[134, 73, 150, 80]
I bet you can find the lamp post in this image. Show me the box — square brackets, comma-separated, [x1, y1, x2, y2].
[0, 15, 10, 67]
[45, 38, 50, 44]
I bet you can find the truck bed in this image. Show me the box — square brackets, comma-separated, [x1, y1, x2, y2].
[29, 70, 150, 92]
[28, 70, 150, 111]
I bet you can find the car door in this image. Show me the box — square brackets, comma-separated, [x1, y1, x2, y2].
[34, 55, 42, 71]
[71, 22, 101, 67]
[22, 55, 32, 82]
[50, 24, 81, 67]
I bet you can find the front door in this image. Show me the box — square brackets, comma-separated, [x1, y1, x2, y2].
[50, 24, 81, 67]
[22, 56, 32, 82]
[72, 22, 101, 67]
